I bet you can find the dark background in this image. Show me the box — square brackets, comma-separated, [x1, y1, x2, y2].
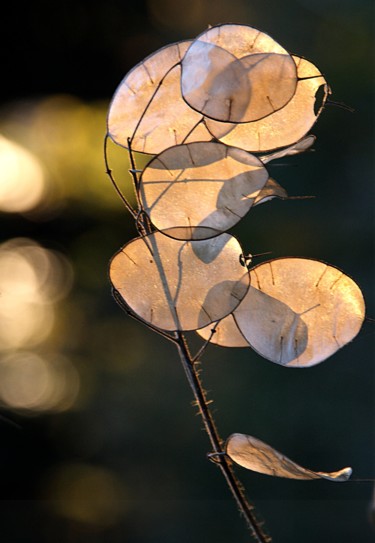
[0, 1, 374, 542]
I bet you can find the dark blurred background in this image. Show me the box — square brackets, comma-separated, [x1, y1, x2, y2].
[0, 1, 374, 542]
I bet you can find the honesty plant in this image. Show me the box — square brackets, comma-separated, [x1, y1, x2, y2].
[104, 23, 365, 542]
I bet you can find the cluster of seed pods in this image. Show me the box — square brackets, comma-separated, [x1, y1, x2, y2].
[107, 24, 365, 478]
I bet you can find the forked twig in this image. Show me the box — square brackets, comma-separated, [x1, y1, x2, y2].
[104, 134, 137, 218]
[192, 320, 219, 362]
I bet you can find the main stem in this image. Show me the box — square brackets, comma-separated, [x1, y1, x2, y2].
[124, 143, 270, 542]
[176, 332, 270, 543]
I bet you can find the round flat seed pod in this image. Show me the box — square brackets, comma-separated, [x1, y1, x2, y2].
[206, 56, 329, 152]
[234, 258, 365, 367]
[109, 232, 249, 331]
[181, 24, 297, 123]
[107, 41, 212, 154]
[140, 142, 269, 240]
[196, 283, 305, 350]
[226, 433, 352, 482]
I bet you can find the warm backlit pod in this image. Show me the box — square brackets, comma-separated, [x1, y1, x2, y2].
[140, 142, 269, 240]
[205, 56, 329, 152]
[197, 285, 305, 351]
[107, 41, 212, 154]
[109, 232, 249, 331]
[237, 258, 365, 367]
[225, 433, 352, 482]
[197, 258, 365, 367]
[181, 24, 297, 123]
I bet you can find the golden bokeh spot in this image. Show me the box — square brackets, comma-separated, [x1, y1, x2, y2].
[0, 238, 74, 351]
[0, 352, 80, 412]
[0, 95, 136, 215]
[0, 135, 46, 213]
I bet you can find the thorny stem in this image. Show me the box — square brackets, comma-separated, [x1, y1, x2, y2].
[109, 139, 271, 542]
[175, 332, 271, 543]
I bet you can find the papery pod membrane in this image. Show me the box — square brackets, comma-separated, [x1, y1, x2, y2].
[107, 41, 212, 154]
[197, 284, 304, 349]
[109, 232, 249, 331]
[181, 24, 297, 123]
[197, 258, 365, 365]
[260, 135, 316, 164]
[140, 142, 269, 240]
[235, 258, 365, 367]
[226, 433, 352, 482]
[205, 56, 328, 152]
[253, 177, 288, 205]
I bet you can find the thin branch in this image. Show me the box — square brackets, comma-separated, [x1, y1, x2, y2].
[282, 195, 315, 201]
[192, 321, 219, 362]
[104, 134, 137, 218]
[127, 139, 152, 237]
[325, 98, 355, 113]
[112, 288, 178, 344]
[128, 61, 179, 150]
[127, 137, 142, 206]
